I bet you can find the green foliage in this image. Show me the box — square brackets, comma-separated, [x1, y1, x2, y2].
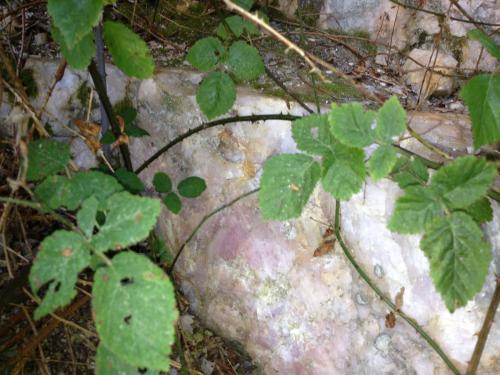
[115, 168, 145, 194]
[467, 29, 500, 60]
[29, 230, 90, 319]
[328, 103, 375, 148]
[464, 197, 493, 224]
[153, 172, 172, 193]
[259, 154, 320, 220]
[196, 72, 236, 119]
[391, 157, 429, 189]
[375, 96, 406, 143]
[216, 16, 259, 40]
[420, 212, 491, 312]
[227, 41, 265, 81]
[234, 0, 255, 10]
[96, 344, 160, 375]
[103, 21, 154, 79]
[177, 176, 207, 198]
[47, 0, 102, 48]
[51, 25, 95, 70]
[368, 145, 397, 181]
[27, 139, 70, 181]
[186, 37, 225, 72]
[460, 74, 500, 149]
[291, 114, 334, 156]
[93, 252, 178, 370]
[164, 192, 182, 214]
[77, 196, 99, 237]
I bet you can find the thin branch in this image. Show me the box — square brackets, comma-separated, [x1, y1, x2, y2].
[134, 114, 299, 174]
[333, 201, 461, 375]
[466, 276, 500, 375]
[168, 188, 259, 274]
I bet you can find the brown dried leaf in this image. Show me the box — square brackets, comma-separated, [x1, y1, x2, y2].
[385, 312, 396, 328]
[395, 287, 405, 311]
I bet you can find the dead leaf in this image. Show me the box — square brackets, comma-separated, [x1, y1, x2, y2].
[313, 227, 336, 257]
[385, 312, 396, 328]
[395, 287, 405, 311]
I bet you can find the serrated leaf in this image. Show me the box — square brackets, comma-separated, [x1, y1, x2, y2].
[388, 185, 443, 234]
[420, 212, 491, 312]
[51, 25, 94, 70]
[468, 29, 500, 60]
[410, 158, 429, 183]
[96, 344, 160, 375]
[463, 197, 493, 224]
[27, 139, 70, 181]
[259, 154, 320, 220]
[430, 156, 496, 209]
[392, 158, 429, 189]
[291, 114, 335, 156]
[186, 37, 225, 72]
[216, 16, 259, 40]
[227, 41, 264, 81]
[368, 145, 397, 181]
[460, 74, 500, 148]
[77, 196, 99, 237]
[177, 176, 206, 198]
[164, 192, 182, 214]
[103, 21, 154, 79]
[196, 72, 236, 119]
[321, 145, 365, 200]
[376, 96, 406, 143]
[93, 252, 178, 370]
[328, 103, 376, 148]
[35, 175, 72, 210]
[153, 172, 172, 193]
[91, 192, 161, 253]
[47, 0, 102, 48]
[30, 230, 90, 319]
[115, 168, 145, 194]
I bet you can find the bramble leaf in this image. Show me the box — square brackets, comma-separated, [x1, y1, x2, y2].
[460, 74, 500, 148]
[186, 37, 225, 72]
[196, 72, 236, 119]
[291, 114, 335, 156]
[51, 25, 94, 70]
[30, 230, 90, 319]
[234, 0, 255, 9]
[27, 139, 70, 181]
[96, 344, 160, 375]
[463, 197, 493, 224]
[103, 21, 154, 79]
[420, 212, 491, 312]
[368, 145, 397, 181]
[328, 103, 375, 148]
[468, 29, 500, 60]
[227, 41, 264, 81]
[164, 192, 182, 214]
[177, 176, 207, 198]
[216, 16, 259, 40]
[153, 172, 172, 193]
[115, 168, 145, 194]
[91, 192, 161, 253]
[376, 96, 406, 143]
[259, 154, 320, 220]
[391, 158, 429, 189]
[77, 196, 99, 238]
[93, 252, 178, 370]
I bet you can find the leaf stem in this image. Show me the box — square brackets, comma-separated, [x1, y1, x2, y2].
[334, 200, 461, 375]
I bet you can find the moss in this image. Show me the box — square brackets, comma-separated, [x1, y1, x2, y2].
[76, 82, 91, 107]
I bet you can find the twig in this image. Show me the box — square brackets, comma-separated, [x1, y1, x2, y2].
[168, 188, 259, 274]
[134, 114, 299, 174]
[466, 276, 500, 374]
[37, 59, 67, 118]
[333, 201, 461, 375]
[94, 24, 111, 157]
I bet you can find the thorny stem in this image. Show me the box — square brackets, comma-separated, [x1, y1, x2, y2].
[466, 276, 500, 374]
[334, 200, 461, 375]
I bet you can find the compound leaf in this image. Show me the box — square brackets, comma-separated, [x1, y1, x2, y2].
[77, 196, 99, 238]
[376, 96, 406, 143]
[186, 37, 225, 72]
[196, 72, 236, 119]
[463, 197, 493, 224]
[51, 25, 95, 70]
[115, 168, 145, 194]
[368, 145, 397, 181]
[259, 154, 320, 220]
[93, 252, 178, 370]
[27, 139, 70, 181]
[30, 230, 90, 319]
[164, 192, 182, 214]
[216, 16, 259, 40]
[291, 114, 335, 156]
[91, 192, 161, 253]
[177, 176, 206, 198]
[227, 41, 264, 81]
[328, 103, 375, 148]
[421, 212, 491, 312]
[103, 21, 154, 79]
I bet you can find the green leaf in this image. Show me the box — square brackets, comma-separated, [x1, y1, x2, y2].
[468, 29, 500, 60]
[186, 37, 225, 72]
[125, 125, 149, 138]
[259, 154, 320, 220]
[463, 197, 493, 224]
[388, 185, 443, 234]
[376, 96, 406, 143]
[116, 105, 137, 125]
[27, 139, 70, 181]
[321, 145, 365, 200]
[35, 175, 72, 210]
[29, 230, 90, 319]
[164, 192, 182, 214]
[96, 344, 160, 375]
[115, 168, 145, 194]
[77, 196, 99, 238]
[291, 114, 335, 156]
[368, 145, 397, 181]
[47, 0, 102, 48]
[100, 131, 116, 144]
[391, 158, 429, 189]
[460, 74, 500, 148]
[196, 72, 236, 119]
[153, 172, 172, 193]
[177, 176, 207, 198]
[91, 192, 161, 253]
[430, 156, 496, 209]
[152, 238, 173, 265]
[51, 25, 94, 70]
[420, 212, 491, 312]
[216, 16, 259, 40]
[234, 0, 255, 10]
[227, 41, 264, 81]
[103, 21, 154, 79]
[328, 103, 376, 148]
[93, 252, 178, 370]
